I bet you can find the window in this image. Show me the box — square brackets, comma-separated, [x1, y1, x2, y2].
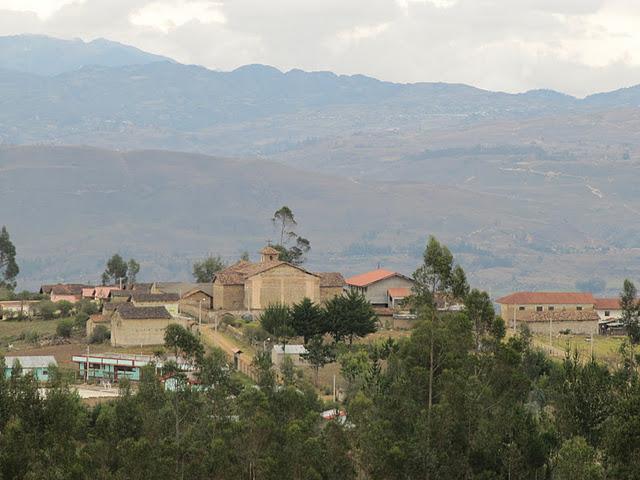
[605, 311, 610, 317]
[536, 306, 543, 312]
[548, 306, 555, 311]
[518, 306, 525, 311]
[577, 306, 583, 311]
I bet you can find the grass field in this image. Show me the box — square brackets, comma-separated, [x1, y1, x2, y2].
[532, 333, 627, 366]
[0, 318, 59, 346]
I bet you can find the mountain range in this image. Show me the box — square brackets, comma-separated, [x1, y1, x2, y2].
[1, 35, 639, 294]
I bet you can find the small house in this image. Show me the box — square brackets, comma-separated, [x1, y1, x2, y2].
[595, 298, 623, 321]
[72, 352, 194, 383]
[110, 304, 190, 347]
[3, 355, 57, 382]
[130, 292, 180, 316]
[271, 344, 308, 368]
[181, 288, 214, 310]
[346, 269, 415, 307]
[0, 300, 38, 319]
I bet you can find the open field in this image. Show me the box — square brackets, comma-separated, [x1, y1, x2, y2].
[531, 333, 627, 366]
[0, 319, 59, 348]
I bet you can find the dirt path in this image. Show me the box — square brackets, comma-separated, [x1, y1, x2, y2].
[200, 326, 255, 361]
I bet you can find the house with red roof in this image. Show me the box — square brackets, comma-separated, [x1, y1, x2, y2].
[346, 268, 414, 307]
[594, 298, 623, 321]
[496, 292, 597, 323]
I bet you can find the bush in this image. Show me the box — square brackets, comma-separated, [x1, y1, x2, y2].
[221, 313, 240, 328]
[89, 325, 110, 344]
[56, 300, 74, 317]
[56, 319, 74, 338]
[36, 300, 58, 320]
[74, 312, 90, 329]
[78, 299, 99, 316]
[244, 323, 270, 344]
[17, 330, 40, 345]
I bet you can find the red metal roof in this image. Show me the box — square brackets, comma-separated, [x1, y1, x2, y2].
[594, 298, 622, 310]
[346, 269, 398, 287]
[496, 292, 595, 305]
[388, 287, 411, 298]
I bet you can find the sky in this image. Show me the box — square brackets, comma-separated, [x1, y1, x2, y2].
[1, 0, 640, 97]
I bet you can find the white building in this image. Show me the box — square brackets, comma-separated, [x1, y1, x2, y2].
[595, 298, 623, 321]
[271, 344, 308, 368]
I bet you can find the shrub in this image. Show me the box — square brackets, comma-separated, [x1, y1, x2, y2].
[37, 300, 58, 320]
[244, 323, 270, 344]
[56, 319, 74, 338]
[89, 325, 110, 344]
[74, 312, 90, 329]
[78, 299, 99, 316]
[56, 300, 74, 317]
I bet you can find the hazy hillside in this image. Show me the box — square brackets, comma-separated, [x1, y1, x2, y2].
[1, 36, 639, 294]
[1, 145, 638, 296]
[0, 35, 171, 76]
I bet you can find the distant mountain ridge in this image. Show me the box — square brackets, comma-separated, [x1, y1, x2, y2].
[1, 35, 639, 293]
[0, 35, 172, 76]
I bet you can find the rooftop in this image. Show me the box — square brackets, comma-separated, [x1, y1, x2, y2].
[595, 298, 622, 310]
[496, 292, 596, 305]
[317, 272, 346, 288]
[4, 355, 57, 368]
[116, 304, 172, 320]
[130, 292, 180, 303]
[272, 344, 307, 355]
[527, 309, 600, 322]
[388, 287, 411, 298]
[346, 269, 409, 287]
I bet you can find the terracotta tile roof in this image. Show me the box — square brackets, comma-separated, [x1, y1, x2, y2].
[50, 284, 92, 296]
[131, 292, 180, 303]
[496, 292, 595, 305]
[82, 287, 95, 298]
[93, 286, 120, 299]
[527, 309, 600, 322]
[388, 287, 411, 298]
[346, 269, 408, 287]
[109, 290, 131, 298]
[89, 314, 110, 324]
[595, 298, 622, 310]
[317, 272, 345, 288]
[128, 283, 153, 292]
[215, 272, 246, 286]
[116, 304, 172, 320]
[260, 246, 280, 255]
[215, 260, 317, 285]
[181, 288, 213, 299]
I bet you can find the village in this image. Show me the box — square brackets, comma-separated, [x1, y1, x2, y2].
[0, 242, 631, 402]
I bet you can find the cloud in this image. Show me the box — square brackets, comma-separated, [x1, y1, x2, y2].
[1, 0, 640, 96]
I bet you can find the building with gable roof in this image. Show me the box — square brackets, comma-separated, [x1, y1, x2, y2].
[346, 268, 414, 307]
[212, 246, 344, 311]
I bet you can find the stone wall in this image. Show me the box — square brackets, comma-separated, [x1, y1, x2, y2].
[111, 315, 190, 347]
[320, 286, 343, 303]
[500, 303, 595, 322]
[245, 264, 320, 309]
[521, 320, 598, 336]
[213, 283, 244, 310]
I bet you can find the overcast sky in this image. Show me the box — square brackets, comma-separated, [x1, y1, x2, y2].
[1, 0, 640, 97]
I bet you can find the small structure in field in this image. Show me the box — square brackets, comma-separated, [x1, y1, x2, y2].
[72, 352, 194, 382]
[3, 355, 57, 382]
[271, 344, 308, 368]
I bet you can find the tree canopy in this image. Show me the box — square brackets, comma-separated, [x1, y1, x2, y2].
[192, 255, 226, 282]
[0, 226, 19, 290]
[102, 254, 140, 286]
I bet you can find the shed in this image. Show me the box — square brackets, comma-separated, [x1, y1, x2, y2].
[271, 344, 308, 367]
[3, 355, 57, 382]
